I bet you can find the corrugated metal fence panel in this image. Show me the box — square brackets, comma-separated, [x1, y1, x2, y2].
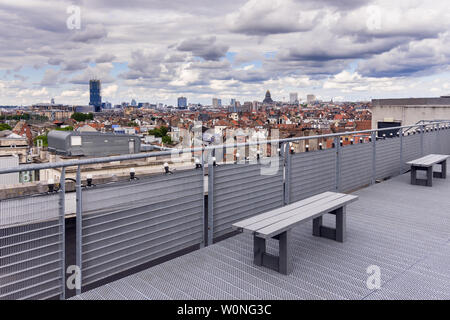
[438, 128, 450, 155]
[402, 134, 422, 171]
[376, 138, 401, 180]
[0, 194, 63, 300]
[213, 162, 284, 239]
[444, 128, 450, 154]
[289, 149, 336, 202]
[81, 169, 204, 287]
[340, 143, 372, 192]
[423, 131, 437, 155]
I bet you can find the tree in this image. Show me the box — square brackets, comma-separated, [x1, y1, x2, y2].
[34, 135, 48, 147]
[0, 123, 12, 131]
[148, 126, 168, 137]
[149, 126, 173, 145]
[162, 135, 172, 144]
[55, 126, 74, 131]
[71, 112, 94, 122]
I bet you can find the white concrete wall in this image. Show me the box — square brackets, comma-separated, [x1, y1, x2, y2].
[371, 105, 450, 128]
[0, 155, 19, 185]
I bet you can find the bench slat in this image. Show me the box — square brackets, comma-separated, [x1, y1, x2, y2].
[255, 195, 358, 239]
[407, 154, 449, 167]
[240, 193, 349, 233]
[232, 191, 337, 230]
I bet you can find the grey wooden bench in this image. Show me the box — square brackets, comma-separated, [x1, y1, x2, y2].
[232, 192, 358, 275]
[406, 154, 449, 187]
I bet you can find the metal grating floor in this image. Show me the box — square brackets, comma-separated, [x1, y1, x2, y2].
[72, 168, 450, 300]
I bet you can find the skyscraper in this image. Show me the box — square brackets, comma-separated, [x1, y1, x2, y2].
[307, 94, 316, 104]
[212, 98, 222, 108]
[89, 79, 102, 112]
[177, 96, 187, 109]
[289, 93, 298, 104]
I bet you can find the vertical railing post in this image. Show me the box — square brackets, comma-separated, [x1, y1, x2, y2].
[435, 123, 440, 154]
[371, 131, 377, 185]
[75, 166, 82, 296]
[283, 142, 291, 205]
[399, 128, 404, 175]
[335, 137, 341, 191]
[58, 167, 66, 300]
[420, 124, 425, 156]
[207, 149, 215, 246]
[200, 150, 206, 248]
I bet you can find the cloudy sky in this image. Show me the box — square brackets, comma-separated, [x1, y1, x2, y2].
[1, 0, 450, 106]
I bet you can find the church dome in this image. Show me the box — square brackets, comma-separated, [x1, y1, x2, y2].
[263, 90, 273, 104]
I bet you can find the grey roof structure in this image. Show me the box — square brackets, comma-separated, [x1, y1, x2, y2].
[372, 97, 450, 106]
[72, 166, 450, 300]
[47, 130, 141, 157]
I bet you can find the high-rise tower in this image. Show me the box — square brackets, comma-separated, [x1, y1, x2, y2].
[89, 79, 102, 112]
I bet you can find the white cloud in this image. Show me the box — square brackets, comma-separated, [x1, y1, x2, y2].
[1, 0, 450, 104]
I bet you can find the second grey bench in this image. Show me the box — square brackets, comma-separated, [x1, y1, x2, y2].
[407, 154, 449, 187]
[232, 192, 358, 275]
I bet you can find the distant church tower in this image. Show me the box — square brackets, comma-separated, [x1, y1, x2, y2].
[263, 90, 273, 104]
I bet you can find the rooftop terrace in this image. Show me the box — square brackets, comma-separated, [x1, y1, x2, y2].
[72, 166, 450, 300]
[1, 122, 449, 300]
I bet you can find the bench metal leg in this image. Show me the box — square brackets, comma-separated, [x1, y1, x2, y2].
[253, 230, 292, 275]
[312, 206, 346, 243]
[410, 166, 417, 185]
[335, 207, 347, 243]
[427, 166, 433, 186]
[433, 160, 447, 179]
[253, 236, 266, 266]
[279, 230, 292, 275]
[312, 216, 322, 237]
[411, 166, 433, 187]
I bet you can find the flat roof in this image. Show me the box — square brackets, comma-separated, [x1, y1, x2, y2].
[372, 97, 450, 106]
[73, 166, 450, 300]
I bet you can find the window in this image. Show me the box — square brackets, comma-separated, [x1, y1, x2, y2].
[71, 136, 82, 146]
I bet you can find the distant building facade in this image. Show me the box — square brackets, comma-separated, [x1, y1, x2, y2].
[177, 97, 187, 109]
[89, 79, 102, 112]
[290, 93, 298, 104]
[212, 98, 222, 108]
[307, 94, 316, 103]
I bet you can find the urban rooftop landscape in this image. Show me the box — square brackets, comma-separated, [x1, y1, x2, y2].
[0, 0, 450, 312]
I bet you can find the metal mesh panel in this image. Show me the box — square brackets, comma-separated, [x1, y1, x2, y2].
[289, 149, 336, 202]
[0, 194, 64, 300]
[212, 162, 284, 239]
[81, 169, 204, 287]
[402, 134, 422, 171]
[423, 131, 438, 155]
[376, 138, 401, 180]
[443, 128, 449, 154]
[438, 128, 450, 154]
[340, 143, 373, 192]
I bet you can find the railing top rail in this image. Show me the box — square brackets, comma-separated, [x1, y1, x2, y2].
[1, 121, 449, 175]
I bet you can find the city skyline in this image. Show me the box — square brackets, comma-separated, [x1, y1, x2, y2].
[1, 0, 450, 106]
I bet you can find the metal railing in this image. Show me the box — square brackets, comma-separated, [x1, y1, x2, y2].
[1, 121, 450, 299]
